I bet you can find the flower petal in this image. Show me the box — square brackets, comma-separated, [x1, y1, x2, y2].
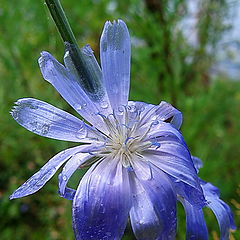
[72, 157, 131, 240]
[64, 44, 112, 116]
[58, 152, 92, 197]
[180, 198, 208, 240]
[38, 51, 108, 133]
[128, 101, 182, 129]
[10, 146, 86, 199]
[129, 173, 166, 240]
[192, 156, 203, 173]
[207, 200, 233, 240]
[100, 20, 131, 110]
[144, 126, 205, 206]
[131, 159, 177, 239]
[202, 181, 236, 239]
[11, 98, 102, 142]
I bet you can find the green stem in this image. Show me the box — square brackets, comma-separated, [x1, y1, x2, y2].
[44, 0, 102, 97]
[45, 0, 78, 46]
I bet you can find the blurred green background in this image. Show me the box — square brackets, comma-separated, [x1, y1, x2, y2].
[0, 0, 239, 239]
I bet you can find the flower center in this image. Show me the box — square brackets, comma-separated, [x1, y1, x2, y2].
[97, 105, 152, 167]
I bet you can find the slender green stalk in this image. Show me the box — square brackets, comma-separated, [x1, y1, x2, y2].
[44, 0, 103, 98]
[45, 0, 78, 46]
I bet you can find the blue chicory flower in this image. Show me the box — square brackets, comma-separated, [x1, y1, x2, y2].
[179, 156, 236, 240]
[10, 20, 205, 240]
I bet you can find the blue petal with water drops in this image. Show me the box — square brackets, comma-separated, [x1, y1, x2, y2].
[39, 51, 109, 133]
[72, 157, 131, 240]
[100, 20, 131, 110]
[179, 197, 208, 240]
[201, 181, 236, 239]
[131, 159, 177, 239]
[10, 146, 86, 199]
[10, 98, 99, 143]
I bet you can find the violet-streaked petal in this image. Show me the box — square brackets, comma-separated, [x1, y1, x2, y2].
[11, 98, 101, 143]
[100, 20, 131, 110]
[58, 152, 92, 197]
[145, 139, 205, 206]
[202, 181, 236, 239]
[129, 101, 182, 129]
[156, 101, 182, 129]
[147, 121, 186, 145]
[207, 200, 233, 240]
[192, 156, 203, 173]
[59, 187, 76, 201]
[10, 145, 86, 199]
[180, 198, 208, 240]
[72, 157, 131, 240]
[131, 159, 177, 239]
[38, 51, 108, 133]
[64, 44, 112, 116]
[129, 173, 165, 240]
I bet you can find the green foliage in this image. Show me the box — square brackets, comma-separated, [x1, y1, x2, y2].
[0, 0, 239, 239]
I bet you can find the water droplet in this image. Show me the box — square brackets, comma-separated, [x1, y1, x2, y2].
[74, 104, 82, 110]
[41, 124, 50, 135]
[100, 101, 108, 109]
[117, 106, 124, 115]
[30, 121, 38, 132]
[83, 102, 87, 107]
[62, 175, 67, 181]
[129, 105, 136, 112]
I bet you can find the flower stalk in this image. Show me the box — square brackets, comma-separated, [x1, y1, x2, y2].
[45, 0, 78, 46]
[45, 0, 103, 97]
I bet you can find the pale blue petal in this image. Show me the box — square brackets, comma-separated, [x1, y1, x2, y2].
[202, 182, 236, 239]
[147, 121, 186, 145]
[155, 101, 182, 129]
[128, 101, 182, 129]
[180, 198, 208, 240]
[131, 159, 177, 239]
[58, 152, 92, 197]
[100, 20, 131, 110]
[207, 200, 232, 240]
[11, 98, 101, 143]
[38, 51, 108, 133]
[64, 44, 112, 116]
[59, 187, 76, 201]
[72, 157, 131, 240]
[129, 173, 166, 240]
[191, 156, 203, 173]
[10, 146, 86, 199]
[145, 131, 205, 206]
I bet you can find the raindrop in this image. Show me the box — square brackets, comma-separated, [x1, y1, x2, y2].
[62, 175, 67, 181]
[83, 102, 87, 107]
[41, 124, 50, 135]
[100, 101, 108, 109]
[117, 106, 124, 115]
[129, 105, 136, 112]
[30, 121, 38, 132]
[74, 104, 82, 110]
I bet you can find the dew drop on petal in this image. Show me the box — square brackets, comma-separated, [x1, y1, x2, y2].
[62, 175, 67, 181]
[41, 124, 50, 135]
[74, 104, 82, 111]
[100, 101, 108, 109]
